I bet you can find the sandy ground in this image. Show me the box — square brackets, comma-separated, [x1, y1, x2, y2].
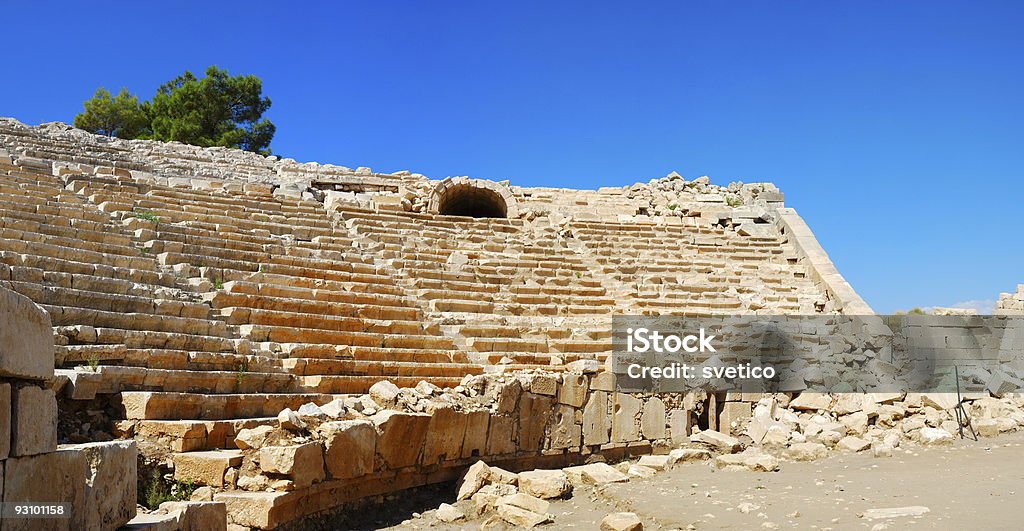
[370, 431, 1024, 530]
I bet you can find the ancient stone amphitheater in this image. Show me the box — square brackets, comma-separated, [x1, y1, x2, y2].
[0, 118, 1020, 530]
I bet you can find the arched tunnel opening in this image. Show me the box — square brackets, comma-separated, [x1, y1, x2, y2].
[437, 184, 508, 218]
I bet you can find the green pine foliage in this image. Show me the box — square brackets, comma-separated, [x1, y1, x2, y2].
[73, 66, 275, 154]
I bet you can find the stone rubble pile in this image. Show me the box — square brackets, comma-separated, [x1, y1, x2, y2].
[622, 171, 785, 220]
[728, 391, 1024, 460]
[996, 284, 1024, 315]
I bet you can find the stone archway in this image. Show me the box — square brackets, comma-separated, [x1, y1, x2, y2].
[429, 178, 519, 219]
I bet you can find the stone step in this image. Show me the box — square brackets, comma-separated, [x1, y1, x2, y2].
[76, 366, 300, 395]
[134, 417, 276, 452]
[221, 307, 433, 336]
[75, 327, 237, 353]
[280, 344, 470, 364]
[44, 305, 223, 336]
[299, 374, 467, 394]
[172, 450, 244, 487]
[117, 391, 337, 420]
[239, 324, 456, 350]
[0, 249, 176, 287]
[208, 289, 415, 318]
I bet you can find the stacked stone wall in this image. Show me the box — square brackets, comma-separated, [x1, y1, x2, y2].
[996, 284, 1024, 315]
[0, 286, 140, 529]
[168, 367, 704, 529]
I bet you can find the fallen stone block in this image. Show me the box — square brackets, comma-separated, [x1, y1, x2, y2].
[713, 448, 780, 472]
[601, 512, 644, 531]
[369, 379, 400, 405]
[669, 448, 712, 463]
[789, 393, 833, 411]
[694, 429, 741, 453]
[837, 436, 871, 452]
[234, 425, 275, 450]
[636, 454, 673, 471]
[436, 502, 465, 523]
[563, 462, 629, 485]
[784, 442, 829, 461]
[861, 506, 930, 520]
[918, 427, 953, 445]
[627, 464, 657, 478]
[497, 493, 551, 527]
[456, 461, 491, 501]
[518, 469, 571, 499]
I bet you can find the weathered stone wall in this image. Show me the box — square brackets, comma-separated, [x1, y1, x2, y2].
[163, 367, 703, 529]
[0, 286, 140, 530]
[996, 284, 1024, 315]
[0, 117, 785, 221]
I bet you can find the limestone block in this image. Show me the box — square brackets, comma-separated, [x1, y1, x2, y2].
[529, 374, 558, 396]
[558, 373, 589, 407]
[694, 429, 741, 453]
[259, 443, 325, 488]
[591, 371, 616, 391]
[612, 393, 641, 443]
[668, 409, 691, 443]
[669, 448, 712, 463]
[0, 382, 9, 460]
[456, 461, 491, 501]
[174, 450, 243, 487]
[215, 491, 290, 529]
[582, 391, 609, 446]
[837, 436, 871, 452]
[501, 492, 550, 515]
[423, 406, 469, 465]
[75, 440, 138, 530]
[518, 469, 570, 499]
[461, 410, 490, 458]
[919, 427, 953, 445]
[636, 454, 672, 471]
[497, 501, 550, 528]
[548, 405, 582, 449]
[486, 415, 517, 455]
[563, 463, 629, 486]
[601, 512, 644, 531]
[372, 410, 431, 468]
[789, 392, 832, 411]
[158, 501, 228, 531]
[494, 379, 522, 415]
[369, 380, 400, 406]
[718, 401, 751, 434]
[785, 442, 829, 461]
[319, 420, 375, 479]
[11, 385, 57, 456]
[640, 398, 666, 439]
[519, 393, 555, 452]
[713, 448, 780, 472]
[3, 449, 85, 531]
[234, 425, 275, 450]
[0, 287, 53, 380]
[4, 441, 137, 531]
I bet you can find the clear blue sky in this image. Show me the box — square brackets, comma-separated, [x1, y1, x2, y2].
[3, 1, 1022, 313]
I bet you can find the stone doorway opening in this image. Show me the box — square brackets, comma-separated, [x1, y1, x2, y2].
[429, 179, 518, 219]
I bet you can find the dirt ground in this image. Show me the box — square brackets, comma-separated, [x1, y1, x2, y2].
[383, 431, 1024, 530]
